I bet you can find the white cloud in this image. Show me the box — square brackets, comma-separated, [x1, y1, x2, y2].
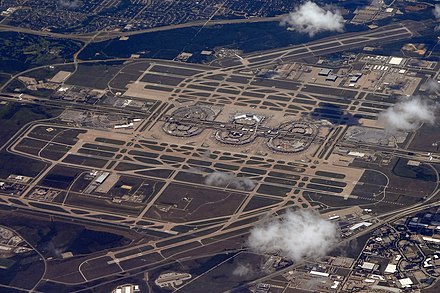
[205, 171, 255, 191]
[435, 5, 440, 30]
[45, 241, 66, 258]
[247, 209, 339, 262]
[423, 79, 440, 94]
[379, 97, 437, 131]
[59, 0, 81, 9]
[232, 262, 253, 277]
[281, 1, 344, 37]
[434, 4, 440, 19]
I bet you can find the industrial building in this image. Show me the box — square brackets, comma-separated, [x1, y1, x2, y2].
[319, 68, 332, 76]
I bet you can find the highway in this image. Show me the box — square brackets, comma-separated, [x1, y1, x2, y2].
[0, 14, 286, 43]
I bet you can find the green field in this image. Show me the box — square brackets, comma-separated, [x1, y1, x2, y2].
[0, 102, 62, 146]
[0, 32, 81, 74]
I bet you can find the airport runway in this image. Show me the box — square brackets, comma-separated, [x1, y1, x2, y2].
[0, 19, 436, 287]
[214, 20, 425, 69]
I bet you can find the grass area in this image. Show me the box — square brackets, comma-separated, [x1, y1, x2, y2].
[0, 213, 131, 256]
[0, 73, 10, 87]
[393, 158, 436, 182]
[0, 102, 62, 147]
[0, 32, 81, 74]
[0, 102, 62, 179]
[66, 62, 123, 89]
[0, 152, 47, 179]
